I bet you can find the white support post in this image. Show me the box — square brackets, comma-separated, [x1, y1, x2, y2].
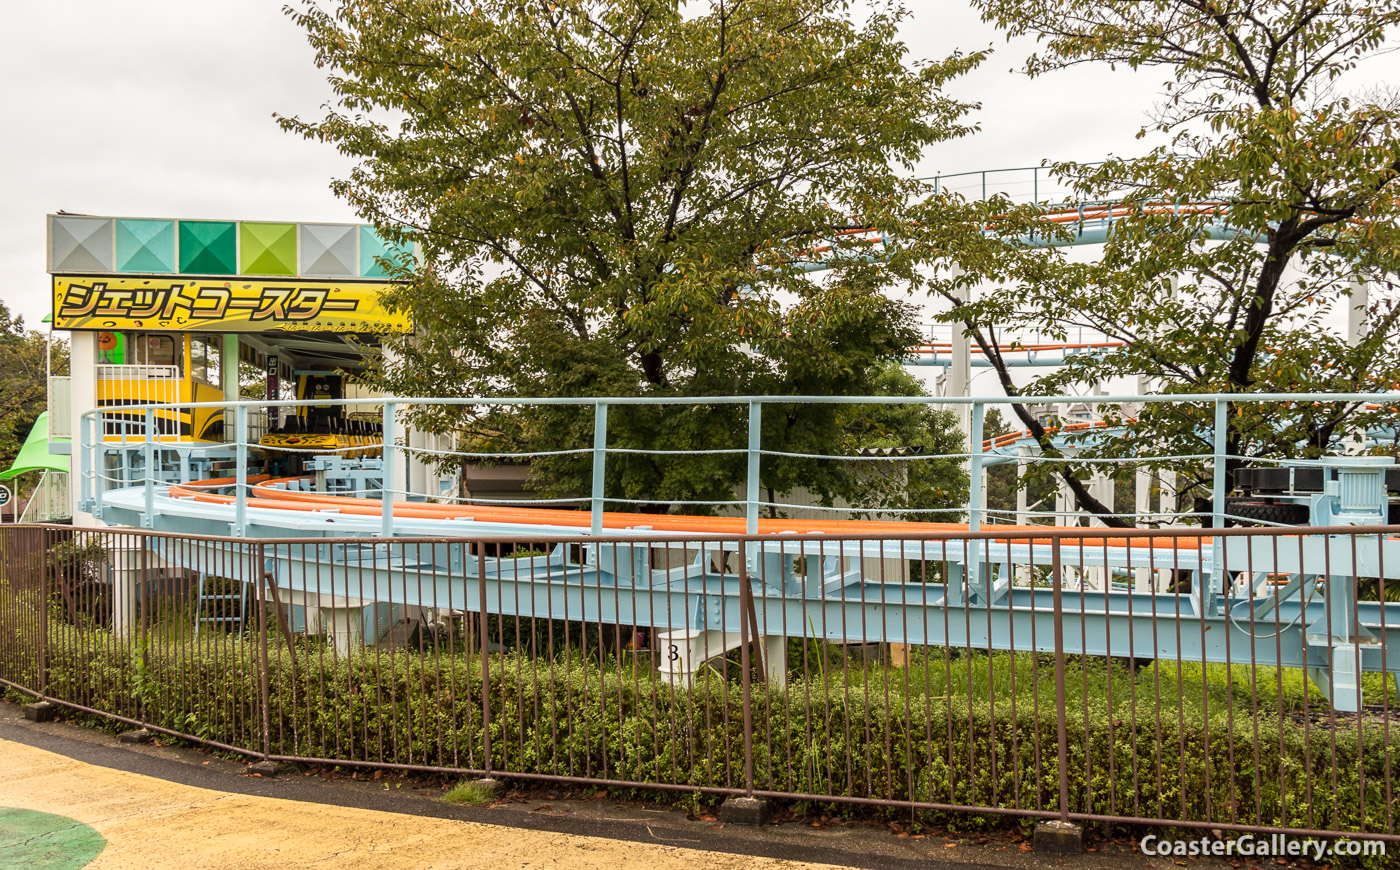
[1346, 276, 1369, 347]
[70, 331, 100, 527]
[950, 296, 972, 439]
[1134, 459, 1153, 591]
[222, 334, 240, 442]
[407, 427, 430, 501]
[1161, 470, 1178, 518]
[110, 548, 140, 637]
[1346, 276, 1370, 454]
[1015, 446, 1029, 525]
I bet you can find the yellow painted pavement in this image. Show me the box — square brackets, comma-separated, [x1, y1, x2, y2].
[0, 739, 842, 870]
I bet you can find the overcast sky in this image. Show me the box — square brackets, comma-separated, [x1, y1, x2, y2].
[2, 2, 1396, 333]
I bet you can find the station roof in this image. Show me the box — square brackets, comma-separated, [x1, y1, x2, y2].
[47, 214, 414, 280]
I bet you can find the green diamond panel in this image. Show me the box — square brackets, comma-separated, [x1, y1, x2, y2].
[178, 221, 237, 275]
[240, 222, 298, 276]
[360, 226, 411, 278]
[115, 219, 175, 273]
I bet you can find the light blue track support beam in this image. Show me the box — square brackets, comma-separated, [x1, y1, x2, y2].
[746, 401, 762, 535]
[90, 413, 101, 520]
[381, 402, 397, 537]
[969, 403, 984, 534]
[1208, 399, 1227, 616]
[905, 351, 1108, 368]
[128, 531, 1400, 713]
[966, 403, 985, 599]
[97, 411, 107, 522]
[143, 409, 155, 529]
[1212, 399, 1227, 532]
[592, 402, 608, 535]
[77, 413, 88, 515]
[235, 404, 247, 536]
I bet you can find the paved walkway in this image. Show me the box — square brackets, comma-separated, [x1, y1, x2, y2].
[0, 738, 842, 870]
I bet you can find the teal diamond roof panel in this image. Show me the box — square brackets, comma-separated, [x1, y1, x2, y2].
[115, 219, 176, 273]
[300, 224, 357, 277]
[360, 226, 411, 279]
[50, 217, 115, 272]
[178, 220, 237, 275]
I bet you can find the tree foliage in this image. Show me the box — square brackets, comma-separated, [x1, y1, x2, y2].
[961, 0, 1400, 524]
[281, 0, 979, 513]
[0, 301, 65, 474]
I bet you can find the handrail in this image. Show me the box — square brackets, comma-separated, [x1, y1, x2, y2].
[77, 391, 1400, 415]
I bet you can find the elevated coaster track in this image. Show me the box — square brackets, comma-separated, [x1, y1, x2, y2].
[78, 392, 1400, 711]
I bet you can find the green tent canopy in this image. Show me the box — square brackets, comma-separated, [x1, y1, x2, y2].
[1, 412, 69, 479]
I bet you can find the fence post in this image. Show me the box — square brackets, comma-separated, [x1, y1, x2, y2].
[139, 531, 150, 728]
[477, 547, 493, 774]
[256, 541, 272, 761]
[1050, 539, 1070, 822]
[591, 402, 608, 536]
[746, 401, 762, 535]
[142, 409, 155, 528]
[381, 401, 397, 538]
[738, 560, 755, 796]
[235, 404, 248, 536]
[39, 528, 49, 698]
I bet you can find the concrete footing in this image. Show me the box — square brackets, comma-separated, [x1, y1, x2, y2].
[472, 777, 506, 798]
[718, 796, 772, 826]
[23, 701, 56, 722]
[1033, 820, 1084, 854]
[118, 728, 154, 744]
[246, 761, 282, 777]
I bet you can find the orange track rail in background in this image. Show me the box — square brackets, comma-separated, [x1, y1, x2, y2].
[166, 476, 1199, 550]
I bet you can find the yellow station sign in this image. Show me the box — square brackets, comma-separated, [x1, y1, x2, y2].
[52, 276, 411, 334]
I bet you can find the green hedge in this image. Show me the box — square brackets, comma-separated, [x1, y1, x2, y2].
[2, 618, 1396, 842]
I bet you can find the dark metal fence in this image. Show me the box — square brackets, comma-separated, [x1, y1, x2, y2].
[1, 523, 1397, 843]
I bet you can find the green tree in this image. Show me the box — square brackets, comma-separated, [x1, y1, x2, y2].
[957, 0, 1400, 525]
[0, 301, 67, 473]
[981, 407, 1017, 520]
[281, 0, 978, 513]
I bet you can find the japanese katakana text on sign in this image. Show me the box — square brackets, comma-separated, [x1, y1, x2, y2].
[51, 277, 411, 334]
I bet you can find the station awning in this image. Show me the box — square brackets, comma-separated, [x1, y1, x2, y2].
[1, 413, 70, 479]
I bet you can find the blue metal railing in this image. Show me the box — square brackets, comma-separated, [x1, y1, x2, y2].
[77, 392, 1400, 547]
